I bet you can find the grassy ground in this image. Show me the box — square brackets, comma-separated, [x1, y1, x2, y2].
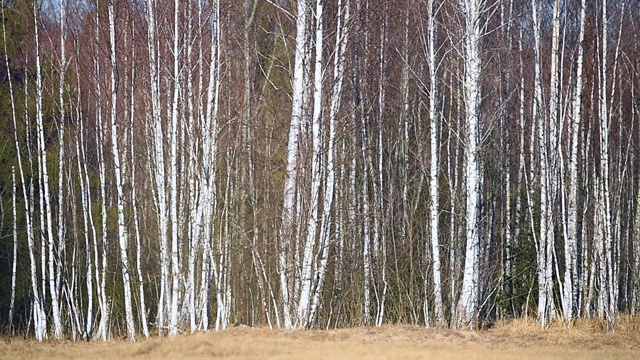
[2, 319, 640, 359]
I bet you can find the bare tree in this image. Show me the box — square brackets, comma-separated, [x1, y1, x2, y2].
[457, 0, 485, 329]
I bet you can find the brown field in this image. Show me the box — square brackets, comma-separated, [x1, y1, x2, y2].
[2, 319, 640, 360]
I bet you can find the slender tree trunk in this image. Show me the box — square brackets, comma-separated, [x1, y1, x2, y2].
[361, 115, 372, 327]
[10, 167, 18, 335]
[169, 0, 182, 336]
[374, 0, 388, 328]
[307, 0, 350, 329]
[297, 0, 324, 328]
[279, 0, 309, 329]
[34, 0, 63, 339]
[144, 0, 170, 334]
[457, 0, 484, 330]
[56, 1, 68, 340]
[427, 0, 444, 327]
[198, 0, 221, 330]
[107, 0, 136, 340]
[129, 57, 150, 339]
[563, 0, 586, 324]
[597, 0, 616, 328]
[92, 6, 110, 339]
[3, 5, 20, 335]
[75, 125, 93, 340]
[6, 14, 45, 337]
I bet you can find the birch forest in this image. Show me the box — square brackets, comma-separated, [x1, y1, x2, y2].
[1, 0, 640, 341]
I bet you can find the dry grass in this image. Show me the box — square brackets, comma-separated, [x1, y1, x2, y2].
[2, 319, 640, 360]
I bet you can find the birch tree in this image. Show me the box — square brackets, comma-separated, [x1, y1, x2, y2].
[55, 0, 68, 340]
[1, 0, 639, 339]
[529, 0, 556, 328]
[457, 0, 484, 329]
[2, 3, 21, 336]
[4, 1, 46, 339]
[9, 167, 17, 335]
[425, 0, 444, 327]
[33, 0, 63, 339]
[197, 0, 222, 331]
[538, 0, 562, 328]
[127, 26, 150, 338]
[596, 0, 619, 328]
[107, 0, 136, 340]
[311, 0, 349, 327]
[297, 0, 325, 328]
[279, 0, 309, 329]
[169, 0, 182, 336]
[144, 0, 170, 334]
[562, 0, 586, 324]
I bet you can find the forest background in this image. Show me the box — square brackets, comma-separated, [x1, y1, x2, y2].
[0, 0, 639, 342]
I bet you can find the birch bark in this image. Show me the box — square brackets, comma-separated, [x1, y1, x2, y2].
[297, 0, 324, 328]
[169, 0, 182, 336]
[427, 0, 444, 327]
[10, 167, 17, 335]
[144, 0, 170, 334]
[2, 5, 26, 336]
[563, 0, 586, 324]
[457, 0, 483, 329]
[307, 0, 350, 328]
[56, 2, 67, 339]
[34, 0, 63, 339]
[279, 0, 309, 329]
[107, 0, 136, 340]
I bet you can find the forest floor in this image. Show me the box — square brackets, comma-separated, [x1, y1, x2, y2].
[2, 318, 640, 359]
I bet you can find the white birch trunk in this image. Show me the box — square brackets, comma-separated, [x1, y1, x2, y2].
[198, 0, 221, 330]
[185, 0, 198, 334]
[5, 12, 45, 337]
[531, 0, 546, 327]
[169, 0, 182, 336]
[448, 73, 459, 318]
[56, 0, 68, 340]
[92, 7, 110, 339]
[144, 0, 170, 334]
[307, 0, 350, 328]
[23, 66, 48, 342]
[129, 62, 150, 339]
[545, 0, 562, 328]
[457, 0, 483, 329]
[3, 6, 20, 335]
[361, 117, 372, 326]
[216, 152, 233, 331]
[107, 1, 136, 340]
[74, 107, 94, 339]
[563, 0, 586, 324]
[279, 0, 309, 329]
[97, 116, 110, 341]
[297, 0, 324, 328]
[10, 167, 18, 334]
[374, 1, 388, 328]
[531, 0, 556, 328]
[427, 0, 444, 327]
[606, 0, 625, 328]
[34, 0, 63, 339]
[598, 0, 615, 328]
